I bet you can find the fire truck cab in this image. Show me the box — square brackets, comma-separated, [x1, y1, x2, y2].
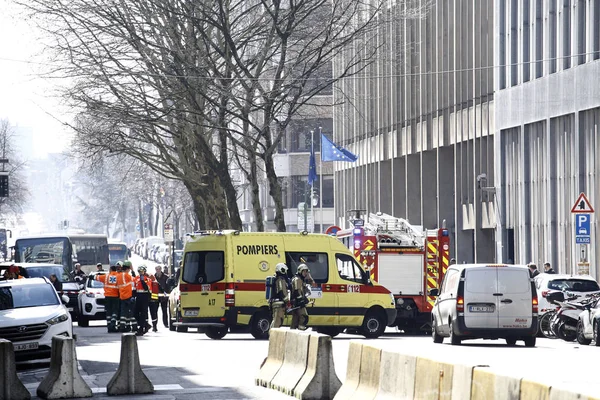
[336, 210, 451, 334]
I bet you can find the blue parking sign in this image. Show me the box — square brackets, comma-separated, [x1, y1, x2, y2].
[575, 214, 591, 236]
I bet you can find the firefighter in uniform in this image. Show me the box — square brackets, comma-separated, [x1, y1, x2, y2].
[96, 265, 120, 332]
[134, 266, 151, 336]
[290, 264, 311, 330]
[148, 273, 160, 332]
[117, 262, 136, 333]
[270, 263, 290, 329]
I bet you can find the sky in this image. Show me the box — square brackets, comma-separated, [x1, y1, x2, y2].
[0, 2, 71, 159]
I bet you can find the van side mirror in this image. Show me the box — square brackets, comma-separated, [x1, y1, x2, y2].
[428, 288, 439, 297]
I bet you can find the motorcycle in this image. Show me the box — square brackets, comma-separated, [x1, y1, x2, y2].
[549, 292, 597, 342]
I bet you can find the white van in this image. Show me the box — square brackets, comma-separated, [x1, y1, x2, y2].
[430, 264, 538, 346]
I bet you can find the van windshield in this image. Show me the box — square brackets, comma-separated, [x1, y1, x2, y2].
[182, 251, 224, 284]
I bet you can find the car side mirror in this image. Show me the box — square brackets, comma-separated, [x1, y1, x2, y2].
[429, 288, 439, 297]
[61, 294, 70, 304]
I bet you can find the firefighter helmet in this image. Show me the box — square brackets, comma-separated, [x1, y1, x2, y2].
[138, 265, 147, 273]
[275, 263, 288, 275]
[297, 264, 310, 274]
[123, 260, 132, 268]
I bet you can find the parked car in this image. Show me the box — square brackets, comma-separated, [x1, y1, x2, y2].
[143, 237, 164, 260]
[77, 272, 106, 327]
[0, 277, 73, 361]
[431, 263, 538, 346]
[535, 274, 600, 313]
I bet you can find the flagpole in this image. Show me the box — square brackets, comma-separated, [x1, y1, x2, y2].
[319, 126, 323, 233]
[310, 129, 314, 233]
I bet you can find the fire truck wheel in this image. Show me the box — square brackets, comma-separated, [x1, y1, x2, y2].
[250, 310, 271, 340]
[361, 309, 386, 339]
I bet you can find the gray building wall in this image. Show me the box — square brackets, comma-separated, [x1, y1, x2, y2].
[494, 0, 600, 276]
[333, 0, 496, 262]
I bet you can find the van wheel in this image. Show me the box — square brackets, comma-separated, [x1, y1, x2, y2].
[523, 336, 536, 347]
[449, 320, 461, 345]
[78, 317, 89, 327]
[317, 327, 342, 337]
[250, 311, 271, 340]
[432, 319, 443, 344]
[205, 326, 228, 340]
[361, 310, 386, 339]
[505, 337, 517, 346]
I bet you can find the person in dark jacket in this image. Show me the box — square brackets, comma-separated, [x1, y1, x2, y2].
[50, 274, 63, 292]
[153, 265, 170, 328]
[528, 263, 540, 278]
[544, 262, 556, 274]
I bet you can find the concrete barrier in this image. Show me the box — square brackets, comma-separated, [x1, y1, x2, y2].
[520, 379, 551, 400]
[293, 332, 341, 400]
[349, 343, 381, 400]
[270, 330, 311, 395]
[0, 339, 30, 400]
[36, 336, 92, 399]
[550, 386, 596, 400]
[375, 350, 417, 400]
[106, 333, 154, 395]
[255, 328, 287, 388]
[470, 368, 520, 400]
[332, 341, 363, 400]
[413, 357, 456, 400]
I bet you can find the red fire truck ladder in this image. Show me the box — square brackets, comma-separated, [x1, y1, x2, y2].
[364, 212, 425, 248]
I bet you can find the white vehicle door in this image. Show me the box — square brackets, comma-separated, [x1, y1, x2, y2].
[463, 267, 499, 329]
[435, 268, 460, 335]
[497, 268, 533, 329]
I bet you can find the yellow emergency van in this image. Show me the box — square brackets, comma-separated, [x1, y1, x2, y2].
[173, 230, 397, 339]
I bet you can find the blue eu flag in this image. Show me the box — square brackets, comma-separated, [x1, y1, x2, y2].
[321, 134, 358, 162]
[308, 143, 317, 186]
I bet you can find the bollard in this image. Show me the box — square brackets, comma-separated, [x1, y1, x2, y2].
[255, 328, 287, 388]
[36, 336, 92, 399]
[106, 333, 154, 395]
[0, 339, 31, 400]
[293, 332, 341, 400]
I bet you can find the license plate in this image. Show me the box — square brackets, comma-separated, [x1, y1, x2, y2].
[14, 342, 39, 351]
[469, 305, 494, 313]
[184, 309, 199, 317]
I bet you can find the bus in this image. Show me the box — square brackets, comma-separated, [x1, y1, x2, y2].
[108, 241, 130, 266]
[14, 234, 110, 275]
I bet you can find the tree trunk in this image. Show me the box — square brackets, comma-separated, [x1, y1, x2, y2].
[147, 203, 154, 236]
[247, 152, 264, 231]
[263, 154, 286, 232]
[138, 199, 145, 238]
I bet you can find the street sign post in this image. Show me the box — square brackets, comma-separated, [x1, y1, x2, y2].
[297, 202, 314, 232]
[571, 192, 594, 276]
[164, 223, 174, 243]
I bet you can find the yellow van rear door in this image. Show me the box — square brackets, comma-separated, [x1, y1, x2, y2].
[180, 250, 226, 319]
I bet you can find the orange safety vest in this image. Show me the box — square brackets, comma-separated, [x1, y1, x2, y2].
[149, 275, 159, 301]
[134, 274, 151, 293]
[99, 271, 120, 298]
[117, 272, 133, 300]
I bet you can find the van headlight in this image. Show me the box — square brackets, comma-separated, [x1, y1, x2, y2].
[389, 293, 395, 305]
[46, 312, 69, 325]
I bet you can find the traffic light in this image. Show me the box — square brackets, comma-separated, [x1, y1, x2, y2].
[0, 174, 8, 197]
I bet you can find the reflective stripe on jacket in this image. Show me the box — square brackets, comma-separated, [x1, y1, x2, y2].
[117, 272, 133, 300]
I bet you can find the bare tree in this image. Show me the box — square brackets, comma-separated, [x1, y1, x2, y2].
[0, 120, 30, 220]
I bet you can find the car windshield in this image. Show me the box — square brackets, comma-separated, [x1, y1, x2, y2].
[88, 276, 104, 289]
[547, 279, 600, 292]
[23, 266, 72, 282]
[0, 283, 59, 310]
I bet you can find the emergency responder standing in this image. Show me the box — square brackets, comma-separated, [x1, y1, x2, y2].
[153, 265, 170, 328]
[290, 264, 311, 330]
[117, 263, 136, 333]
[96, 265, 120, 333]
[134, 266, 151, 336]
[5, 265, 24, 279]
[270, 263, 290, 329]
[148, 273, 160, 332]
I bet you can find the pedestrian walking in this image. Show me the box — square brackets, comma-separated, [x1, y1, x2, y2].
[153, 265, 170, 328]
[269, 263, 290, 329]
[117, 263, 136, 333]
[96, 265, 120, 333]
[290, 264, 311, 330]
[134, 266, 151, 336]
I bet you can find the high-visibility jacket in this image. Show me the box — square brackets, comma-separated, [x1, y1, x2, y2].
[149, 275, 159, 301]
[117, 272, 133, 300]
[134, 274, 151, 293]
[98, 271, 120, 297]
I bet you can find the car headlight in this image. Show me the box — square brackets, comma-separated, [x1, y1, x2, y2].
[46, 312, 69, 325]
[86, 293, 96, 298]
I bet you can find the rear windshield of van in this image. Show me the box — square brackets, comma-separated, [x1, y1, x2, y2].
[547, 279, 600, 292]
[182, 251, 224, 285]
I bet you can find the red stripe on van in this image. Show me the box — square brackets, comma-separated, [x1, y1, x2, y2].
[180, 282, 390, 294]
[322, 284, 391, 294]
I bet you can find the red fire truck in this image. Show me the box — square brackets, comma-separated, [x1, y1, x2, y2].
[336, 211, 451, 333]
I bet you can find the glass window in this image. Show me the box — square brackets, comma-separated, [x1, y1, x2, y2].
[0, 284, 59, 309]
[336, 253, 367, 284]
[182, 251, 225, 284]
[465, 269, 497, 293]
[498, 270, 530, 294]
[441, 269, 458, 293]
[24, 266, 71, 282]
[15, 237, 69, 266]
[547, 279, 600, 292]
[286, 252, 329, 283]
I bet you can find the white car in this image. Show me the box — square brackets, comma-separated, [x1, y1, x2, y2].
[575, 295, 600, 345]
[534, 274, 600, 313]
[0, 277, 73, 361]
[77, 272, 105, 327]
